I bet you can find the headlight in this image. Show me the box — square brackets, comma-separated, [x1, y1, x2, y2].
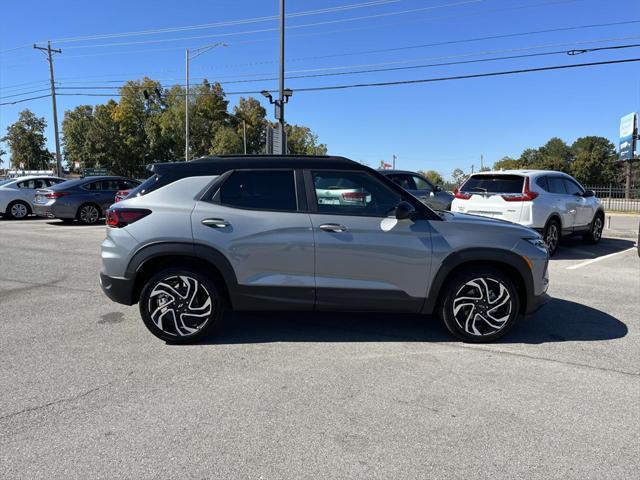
[525, 237, 547, 251]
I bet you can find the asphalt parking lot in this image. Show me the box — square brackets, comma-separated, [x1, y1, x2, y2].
[1, 218, 638, 479]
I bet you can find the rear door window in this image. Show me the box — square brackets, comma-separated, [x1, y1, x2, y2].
[547, 177, 567, 194]
[461, 175, 524, 194]
[413, 175, 433, 192]
[17, 179, 46, 189]
[563, 178, 584, 196]
[219, 170, 297, 212]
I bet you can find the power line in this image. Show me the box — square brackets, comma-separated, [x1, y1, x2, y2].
[46, 0, 404, 44]
[59, 0, 486, 50]
[49, 42, 640, 90]
[44, 57, 640, 99]
[0, 87, 52, 100]
[0, 94, 51, 106]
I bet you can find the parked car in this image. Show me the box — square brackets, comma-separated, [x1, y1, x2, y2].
[114, 189, 132, 203]
[451, 170, 604, 256]
[100, 155, 549, 344]
[33, 176, 140, 225]
[0, 176, 65, 219]
[379, 170, 453, 210]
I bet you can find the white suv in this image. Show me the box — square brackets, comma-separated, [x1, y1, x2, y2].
[451, 170, 604, 255]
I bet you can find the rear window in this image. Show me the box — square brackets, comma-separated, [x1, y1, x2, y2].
[127, 174, 160, 198]
[461, 175, 524, 194]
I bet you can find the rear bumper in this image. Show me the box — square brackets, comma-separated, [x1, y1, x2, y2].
[99, 272, 135, 305]
[33, 203, 76, 219]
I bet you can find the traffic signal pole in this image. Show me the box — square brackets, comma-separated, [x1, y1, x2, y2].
[34, 41, 62, 176]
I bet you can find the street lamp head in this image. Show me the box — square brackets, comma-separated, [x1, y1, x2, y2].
[261, 90, 273, 102]
[283, 88, 293, 98]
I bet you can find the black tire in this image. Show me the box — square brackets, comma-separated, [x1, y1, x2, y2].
[583, 211, 604, 244]
[438, 267, 520, 343]
[76, 203, 102, 225]
[139, 267, 223, 343]
[6, 200, 31, 220]
[543, 218, 561, 256]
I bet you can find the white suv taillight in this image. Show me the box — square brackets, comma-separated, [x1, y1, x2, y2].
[501, 177, 538, 202]
[453, 187, 471, 200]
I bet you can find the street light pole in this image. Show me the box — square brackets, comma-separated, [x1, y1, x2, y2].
[278, 0, 286, 154]
[185, 48, 190, 161]
[184, 42, 227, 161]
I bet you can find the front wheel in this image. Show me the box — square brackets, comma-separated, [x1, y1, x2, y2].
[583, 213, 604, 244]
[139, 268, 222, 343]
[438, 267, 520, 343]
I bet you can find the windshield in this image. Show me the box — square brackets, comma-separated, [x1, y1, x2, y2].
[461, 174, 524, 194]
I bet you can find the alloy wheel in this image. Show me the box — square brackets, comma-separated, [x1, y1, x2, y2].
[592, 216, 603, 241]
[544, 223, 559, 253]
[79, 205, 100, 224]
[10, 203, 28, 219]
[452, 277, 513, 337]
[148, 275, 213, 337]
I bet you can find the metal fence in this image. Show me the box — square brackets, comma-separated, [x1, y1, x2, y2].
[585, 185, 640, 213]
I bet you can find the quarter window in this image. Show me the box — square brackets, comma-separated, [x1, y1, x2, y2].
[219, 170, 297, 211]
[535, 176, 549, 192]
[312, 170, 401, 216]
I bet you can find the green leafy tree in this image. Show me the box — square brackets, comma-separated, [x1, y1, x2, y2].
[493, 156, 521, 170]
[570, 136, 619, 185]
[1, 109, 52, 170]
[284, 124, 327, 155]
[537, 137, 572, 172]
[62, 105, 95, 170]
[451, 168, 466, 185]
[233, 97, 267, 154]
[418, 169, 444, 185]
[0, 146, 6, 167]
[518, 148, 542, 168]
[189, 80, 229, 157]
[209, 125, 243, 155]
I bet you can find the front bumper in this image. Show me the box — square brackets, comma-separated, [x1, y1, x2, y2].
[100, 272, 135, 305]
[525, 292, 551, 316]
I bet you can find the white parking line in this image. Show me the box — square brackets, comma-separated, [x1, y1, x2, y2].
[566, 248, 636, 270]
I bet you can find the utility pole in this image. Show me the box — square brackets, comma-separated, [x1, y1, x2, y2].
[480, 154, 484, 171]
[278, 0, 286, 154]
[243, 120, 247, 154]
[34, 41, 62, 176]
[392, 154, 396, 169]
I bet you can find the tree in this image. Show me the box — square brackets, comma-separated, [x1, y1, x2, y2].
[418, 169, 444, 185]
[1, 109, 52, 170]
[62, 105, 95, 170]
[451, 168, 466, 185]
[284, 124, 327, 155]
[570, 136, 619, 185]
[209, 125, 243, 155]
[234, 97, 267, 154]
[0, 146, 6, 167]
[493, 156, 521, 170]
[518, 148, 542, 169]
[537, 137, 572, 172]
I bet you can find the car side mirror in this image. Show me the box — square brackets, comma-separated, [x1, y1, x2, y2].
[434, 185, 442, 192]
[583, 190, 595, 198]
[395, 201, 416, 221]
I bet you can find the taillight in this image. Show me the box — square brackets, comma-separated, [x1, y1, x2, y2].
[453, 188, 472, 200]
[501, 177, 539, 202]
[45, 191, 69, 199]
[342, 191, 367, 202]
[106, 208, 151, 228]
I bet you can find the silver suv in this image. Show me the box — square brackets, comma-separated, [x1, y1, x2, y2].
[100, 156, 549, 343]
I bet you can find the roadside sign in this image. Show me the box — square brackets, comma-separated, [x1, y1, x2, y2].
[619, 112, 637, 161]
[84, 167, 109, 177]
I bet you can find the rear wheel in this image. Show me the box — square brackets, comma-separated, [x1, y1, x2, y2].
[139, 268, 222, 343]
[543, 218, 560, 256]
[77, 203, 101, 225]
[438, 267, 520, 343]
[583, 212, 604, 244]
[6, 200, 30, 220]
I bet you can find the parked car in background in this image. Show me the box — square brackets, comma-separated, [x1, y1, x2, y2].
[100, 155, 549, 344]
[0, 176, 65, 219]
[451, 170, 604, 256]
[379, 170, 453, 210]
[114, 189, 132, 203]
[33, 176, 140, 225]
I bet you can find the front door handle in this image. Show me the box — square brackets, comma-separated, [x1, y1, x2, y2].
[202, 218, 230, 228]
[319, 223, 348, 233]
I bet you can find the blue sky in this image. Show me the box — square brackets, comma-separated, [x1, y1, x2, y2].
[1, 0, 639, 179]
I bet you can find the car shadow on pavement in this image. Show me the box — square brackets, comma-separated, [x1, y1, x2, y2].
[553, 237, 635, 260]
[192, 298, 626, 346]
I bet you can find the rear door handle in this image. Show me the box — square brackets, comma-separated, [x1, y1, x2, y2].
[202, 218, 230, 228]
[319, 223, 348, 233]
